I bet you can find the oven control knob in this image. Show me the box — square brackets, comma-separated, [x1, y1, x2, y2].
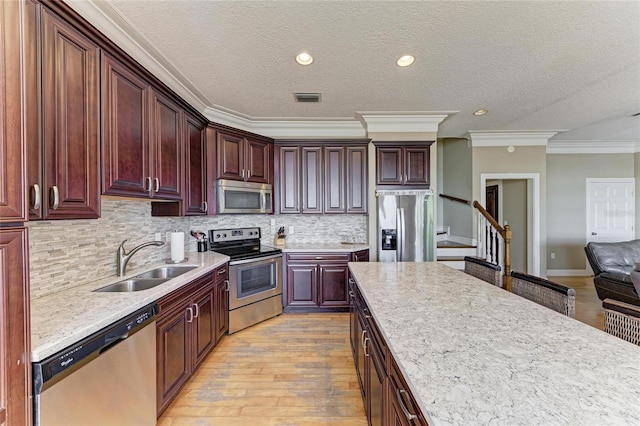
[223, 233, 227, 237]
[216, 234, 221, 238]
[249, 231, 253, 235]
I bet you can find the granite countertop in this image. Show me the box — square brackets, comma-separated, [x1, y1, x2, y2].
[30, 251, 229, 362]
[348, 262, 640, 426]
[280, 242, 370, 252]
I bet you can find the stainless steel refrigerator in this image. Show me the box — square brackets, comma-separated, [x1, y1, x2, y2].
[377, 189, 434, 262]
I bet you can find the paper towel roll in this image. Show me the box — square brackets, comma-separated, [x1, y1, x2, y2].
[170, 232, 185, 261]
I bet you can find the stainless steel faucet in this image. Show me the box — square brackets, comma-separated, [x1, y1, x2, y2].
[117, 239, 165, 277]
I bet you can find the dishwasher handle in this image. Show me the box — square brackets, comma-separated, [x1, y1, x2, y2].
[98, 332, 129, 355]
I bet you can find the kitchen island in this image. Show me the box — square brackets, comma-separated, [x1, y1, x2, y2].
[348, 262, 640, 425]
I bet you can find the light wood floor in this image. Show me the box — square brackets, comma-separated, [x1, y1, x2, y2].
[158, 313, 367, 426]
[158, 276, 603, 425]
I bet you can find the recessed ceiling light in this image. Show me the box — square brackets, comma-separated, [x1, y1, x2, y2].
[396, 55, 415, 67]
[295, 52, 313, 65]
[473, 109, 488, 116]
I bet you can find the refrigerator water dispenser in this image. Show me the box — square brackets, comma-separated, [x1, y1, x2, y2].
[381, 229, 397, 250]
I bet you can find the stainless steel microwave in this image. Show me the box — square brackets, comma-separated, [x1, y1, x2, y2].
[217, 179, 273, 214]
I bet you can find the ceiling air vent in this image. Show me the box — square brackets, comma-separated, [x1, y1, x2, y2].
[294, 92, 321, 103]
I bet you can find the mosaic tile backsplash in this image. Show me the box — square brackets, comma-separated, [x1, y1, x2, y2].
[28, 197, 368, 298]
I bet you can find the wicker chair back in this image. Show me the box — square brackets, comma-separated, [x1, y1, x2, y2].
[511, 271, 575, 318]
[603, 298, 640, 346]
[464, 256, 502, 288]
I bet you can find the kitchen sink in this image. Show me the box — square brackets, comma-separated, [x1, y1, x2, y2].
[95, 278, 169, 292]
[94, 266, 197, 292]
[133, 266, 197, 279]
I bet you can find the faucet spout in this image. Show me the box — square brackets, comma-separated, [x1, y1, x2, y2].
[117, 239, 165, 277]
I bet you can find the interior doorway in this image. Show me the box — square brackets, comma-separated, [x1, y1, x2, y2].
[485, 184, 499, 222]
[480, 173, 540, 276]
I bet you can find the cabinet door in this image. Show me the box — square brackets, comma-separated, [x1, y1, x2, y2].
[1, 1, 27, 223]
[302, 147, 323, 214]
[192, 285, 216, 368]
[41, 9, 100, 219]
[184, 114, 207, 215]
[0, 227, 30, 425]
[346, 146, 367, 213]
[278, 146, 300, 213]
[156, 300, 192, 415]
[216, 131, 244, 181]
[368, 341, 386, 426]
[324, 146, 346, 213]
[246, 138, 270, 183]
[353, 249, 370, 262]
[318, 263, 349, 308]
[286, 264, 318, 307]
[404, 146, 430, 186]
[215, 278, 229, 344]
[150, 91, 182, 199]
[356, 307, 368, 411]
[101, 52, 151, 197]
[349, 279, 358, 359]
[376, 147, 403, 185]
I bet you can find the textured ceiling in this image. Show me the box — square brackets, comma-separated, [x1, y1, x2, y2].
[97, 1, 639, 142]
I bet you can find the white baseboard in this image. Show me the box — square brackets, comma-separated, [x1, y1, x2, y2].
[546, 269, 591, 277]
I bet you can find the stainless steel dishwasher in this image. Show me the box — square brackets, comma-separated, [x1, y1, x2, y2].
[32, 303, 157, 426]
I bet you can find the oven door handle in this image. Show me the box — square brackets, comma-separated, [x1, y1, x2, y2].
[229, 253, 283, 266]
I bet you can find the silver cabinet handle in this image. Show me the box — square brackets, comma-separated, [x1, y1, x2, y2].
[145, 176, 152, 194]
[247, 169, 251, 179]
[363, 336, 370, 357]
[224, 280, 230, 291]
[186, 307, 194, 323]
[349, 290, 354, 298]
[50, 186, 59, 210]
[363, 307, 371, 319]
[218, 268, 227, 276]
[396, 389, 418, 420]
[203, 201, 208, 212]
[241, 169, 245, 179]
[315, 256, 323, 260]
[361, 330, 367, 352]
[154, 177, 159, 192]
[193, 303, 199, 318]
[31, 183, 41, 210]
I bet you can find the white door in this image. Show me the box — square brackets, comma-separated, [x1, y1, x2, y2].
[586, 178, 635, 243]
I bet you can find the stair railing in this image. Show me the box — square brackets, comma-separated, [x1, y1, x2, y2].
[473, 201, 513, 291]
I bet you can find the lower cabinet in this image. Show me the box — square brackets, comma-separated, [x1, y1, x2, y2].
[285, 250, 369, 312]
[156, 264, 229, 416]
[350, 277, 428, 426]
[214, 265, 229, 344]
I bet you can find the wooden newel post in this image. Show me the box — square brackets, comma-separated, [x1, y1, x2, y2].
[503, 224, 512, 292]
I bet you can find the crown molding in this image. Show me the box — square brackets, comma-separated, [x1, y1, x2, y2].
[64, 0, 209, 112]
[546, 140, 640, 154]
[468, 130, 562, 147]
[355, 111, 453, 134]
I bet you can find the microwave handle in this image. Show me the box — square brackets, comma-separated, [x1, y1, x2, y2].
[261, 191, 266, 213]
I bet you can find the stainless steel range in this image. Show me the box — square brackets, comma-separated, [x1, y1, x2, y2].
[209, 227, 282, 333]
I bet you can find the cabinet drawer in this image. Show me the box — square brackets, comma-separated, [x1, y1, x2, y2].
[214, 264, 229, 284]
[389, 358, 428, 425]
[286, 253, 351, 262]
[157, 272, 213, 315]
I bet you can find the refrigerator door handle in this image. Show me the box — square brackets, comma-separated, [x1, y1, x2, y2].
[397, 207, 405, 261]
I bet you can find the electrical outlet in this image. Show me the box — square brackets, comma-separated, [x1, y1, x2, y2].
[550, 252, 556, 259]
[289, 226, 294, 235]
[155, 232, 162, 242]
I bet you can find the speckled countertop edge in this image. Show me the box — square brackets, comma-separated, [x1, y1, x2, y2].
[348, 262, 640, 426]
[30, 251, 230, 362]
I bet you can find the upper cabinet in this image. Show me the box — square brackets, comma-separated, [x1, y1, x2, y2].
[0, 0, 27, 223]
[101, 53, 182, 200]
[26, 6, 101, 220]
[276, 141, 368, 214]
[216, 129, 273, 184]
[183, 113, 208, 215]
[375, 143, 432, 187]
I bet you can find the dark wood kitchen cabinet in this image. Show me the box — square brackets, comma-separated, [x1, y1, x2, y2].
[0, 0, 27, 223]
[275, 141, 368, 214]
[102, 52, 183, 200]
[216, 129, 272, 184]
[183, 113, 208, 215]
[388, 358, 429, 425]
[284, 251, 368, 312]
[156, 270, 218, 416]
[376, 143, 432, 187]
[0, 227, 31, 426]
[27, 6, 101, 220]
[214, 265, 229, 344]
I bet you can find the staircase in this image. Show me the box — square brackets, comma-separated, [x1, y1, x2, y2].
[435, 227, 476, 270]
